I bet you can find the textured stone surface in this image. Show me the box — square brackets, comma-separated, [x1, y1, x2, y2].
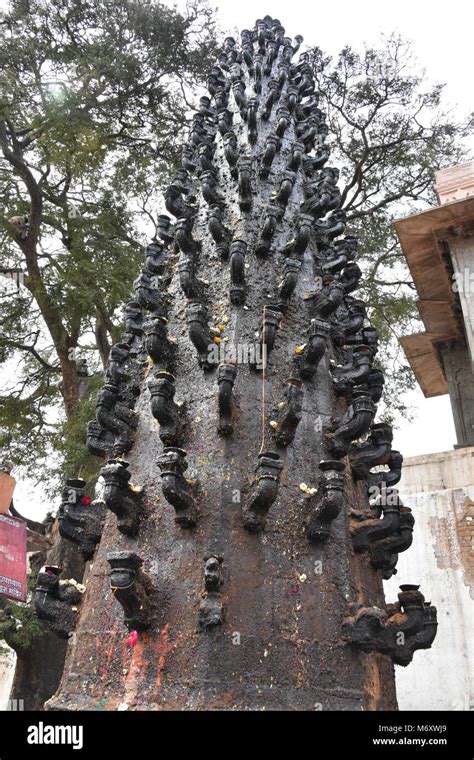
[47, 16, 406, 711]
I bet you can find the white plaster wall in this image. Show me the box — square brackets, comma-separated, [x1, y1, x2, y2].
[385, 448, 474, 711]
[0, 647, 16, 710]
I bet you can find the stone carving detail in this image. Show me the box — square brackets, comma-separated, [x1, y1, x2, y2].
[368, 451, 403, 491]
[256, 203, 281, 255]
[238, 158, 253, 211]
[310, 277, 344, 317]
[306, 461, 346, 541]
[349, 422, 393, 480]
[86, 418, 115, 458]
[229, 240, 247, 304]
[217, 363, 238, 435]
[144, 240, 167, 275]
[243, 452, 283, 533]
[94, 382, 139, 455]
[187, 303, 216, 369]
[123, 300, 144, 343]
[65, 14, 438, 701]
[325, 390, 376, 457]
[143, 316, 173, 365]
[271, 378, 303, 447]
[276, 170, 296, 208]
[200, 170, 225, 208]
[175, 217, 198, 257]
[296, 319, 330, 380]
[199, 555, 224, 630]
[101, 459, 142, 536]
[345, 585, 438, 666]
[331, 345, 373, 396]
[287, 212, 313, 255]
[157, 215, 174, 245]
[148, 371, 184, 446]
[107, 552, 154, 631]
[277, 258, 301, 308]
[208, 205, 229, 258]
[260, 135, 280, 178]
[247, 97, 259, 144]
[370, 508, 415, 579]
[106, 342, 133, 387]
[351, 487, 414, 578]
[223, 131, 238, 178]
[133, 270, 162, 313]
[351, 491, 402, 553]
[367, 368, 385, 403]
[34, 566, 83, 639]
[157, 447, 199, 528]
[58, 478, 105, 560]
[259, 305, 282, 359]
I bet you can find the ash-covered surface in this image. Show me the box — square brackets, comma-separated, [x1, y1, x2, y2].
[47, 16, 399, 711]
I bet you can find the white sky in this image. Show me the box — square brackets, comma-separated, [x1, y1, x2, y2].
[5, 0, 471, 517]
[211, 0, 472, 114]
[185, 0, 468, 459]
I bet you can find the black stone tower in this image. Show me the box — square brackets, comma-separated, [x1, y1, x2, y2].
[47, 15, 437, 711]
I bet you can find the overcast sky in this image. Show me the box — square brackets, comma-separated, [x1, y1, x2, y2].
[210, 0, 472, 116]
[7, 0, 472, 517]
[163, 0, 467, 459]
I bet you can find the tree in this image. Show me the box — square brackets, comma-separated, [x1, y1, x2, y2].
[49, 15, 437, 711]
[0, 0, 218, 709]
[308, 37, 472, 419]
[0, 582, 44, 653]
[0, 7, 465, 709]
[0, 0, 218, 484]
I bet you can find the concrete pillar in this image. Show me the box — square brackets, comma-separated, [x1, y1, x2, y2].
[450, 235, 474, 371]
[440, 344, 474, 447]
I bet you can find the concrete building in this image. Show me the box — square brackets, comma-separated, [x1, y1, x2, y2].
[0, 647, 15, 710]
[386, 448, 473, 710]
[390, 162, 474, 710]
[395, 161, 474, 447]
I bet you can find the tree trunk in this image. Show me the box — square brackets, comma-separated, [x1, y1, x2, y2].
[21, 247, 80, 419]
[10, 634, 67, 711]
[58, 351, 80, 419]
[47, 15, 436, 711]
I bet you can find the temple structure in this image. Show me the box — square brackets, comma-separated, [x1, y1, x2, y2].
[390, 161, 474, 710]
[24, 16, 439, 712]
[396, 161, 474, 447]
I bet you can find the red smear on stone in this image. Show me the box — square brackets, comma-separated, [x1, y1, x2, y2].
[125, 630, 138, 648]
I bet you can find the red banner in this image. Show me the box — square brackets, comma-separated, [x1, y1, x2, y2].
[0, 513, 27, 602]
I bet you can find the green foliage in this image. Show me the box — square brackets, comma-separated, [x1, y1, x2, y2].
[0, 576, 45, 653]
[309, 35, 472, 415]
[53, 373, 104, 489]
[0, 15, 472, 486]
[0, 0, 218, 483]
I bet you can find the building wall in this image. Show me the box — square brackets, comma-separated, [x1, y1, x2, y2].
[450, 236, 474, 371]
[385, 447, 474, 710]
[0, 647, 16, 710]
